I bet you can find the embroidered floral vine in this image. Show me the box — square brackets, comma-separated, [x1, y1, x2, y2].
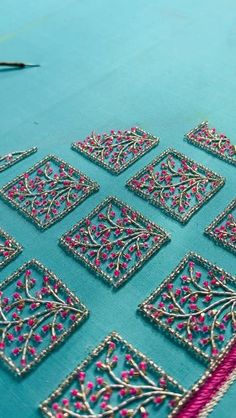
[72, 127, 159, 174]
[60, 197, 170, 288]
[0, 228, 22, 269]
[0, 155, 99, 229]
[41, 333, 185, 418]
[140, 253, 236, 362]
[126, 149, 224, 223]
[0, 147, 37, 172]
[185, 121, 236, 165]
[205, 199, 236, 255]
[0, 260, 88, 375]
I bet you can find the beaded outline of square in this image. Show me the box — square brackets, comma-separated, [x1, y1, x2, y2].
[205, 198, 236, 255]
[0, 155, 100, 230]
[138, 252, 236, 364]
[126, 148, 225, 224]
[0, 228, 23, 269]
[0, 259, 89, 376]
[60, 196, 171, 288]
[40, 331, 187, 418]
[0, 147, 38, 172]
[71, 127, 160, 175]
[185, 121, 236, 166]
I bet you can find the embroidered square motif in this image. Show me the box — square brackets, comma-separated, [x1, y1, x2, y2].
[72, 127, 159, 174]
[0, 259, 88, 376]
[205, 199, 236, 254]
[0, 155, 99, 229]
[0, 147, 37, 172]
[126, 149, 225, 223]
[185, 121, 236, 166]
[139, 253, 236, 362]
[60, 196, 170, 288]
[0, 228, 22, 269]
[40, 332, 185, 417]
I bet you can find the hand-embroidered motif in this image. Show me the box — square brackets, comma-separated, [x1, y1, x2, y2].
[0, 147, 37, 172]
[0, 259, 88, 376]
[0, 228, 22, 269]
[185, 121, 236, 165]
[205, 199, 236, 254]
[60, 196, 170, 288]
[0, 155, 99, 229]
[40, 332, 186, 418]
[126, 149, 225, 223]
[139, 253, 236, 362]
[72, 127, 159, 174]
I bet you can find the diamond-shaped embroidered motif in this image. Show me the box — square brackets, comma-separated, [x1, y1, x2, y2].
[0, 228, 22, 269]
[0, 147, 37, 172]
[185, 121, 236, 166]
[139, 253, 236, 362]
[0, 155, 99, 229]
[40, 332, 185, 418]
[126, 149, 225, 223]
[60, 196, 170, 288]
[72, 127, 159, 174]
[0, 259, 88, 375]
[205, 199, 236, 254]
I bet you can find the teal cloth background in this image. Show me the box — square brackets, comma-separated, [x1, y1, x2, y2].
[0, 0, 235, 416]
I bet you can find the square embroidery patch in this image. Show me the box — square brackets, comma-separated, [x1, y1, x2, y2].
[0, 259, 88, 376]
[205, 199, 236, 254]
[126, 149, 225, 223]
[60, 196, 170, 288]
[72, 127, 159, 174]
[0, 228, 22, 269]
[139, 253, 236, 363]
[0, 155, 99, 229]
[0, 147, 37, 172]
[185, 121, 236, 166]
[40, 332, 185, 418]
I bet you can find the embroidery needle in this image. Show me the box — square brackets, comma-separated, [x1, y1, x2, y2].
[0, 61, 40, 69]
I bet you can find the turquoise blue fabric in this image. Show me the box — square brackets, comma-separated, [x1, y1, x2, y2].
[0, 0, 235, 416]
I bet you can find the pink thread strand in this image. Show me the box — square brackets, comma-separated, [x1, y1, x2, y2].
[175, 343, 236, 418]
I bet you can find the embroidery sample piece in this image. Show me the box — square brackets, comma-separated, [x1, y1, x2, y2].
[139, 253, 236, 363]
[0, 147, 37, 172]
[205, 199, 236, 255]
[0, 228, 23, 269]
[0, 259, 88, 376]
[72, 127, 159, 174]
[185, 121, 236, 166]
[60, 196, 170, 288]
[40, 332, 186, 418]
[0, 155, 99, 229]
[126, 149, 225, 223]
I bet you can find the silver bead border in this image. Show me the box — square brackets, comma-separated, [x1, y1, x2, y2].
[71, 127, 160, 175]
[126, 148, 225, 224]
[185, 121, 236, 166]
[0, 154, 100, 230]
[0, 147, 38, 172]
[0, 258, 89, 377]
[59, 195, 171, 289]
[40, 331, 187, 418]
[0, 227, 23, 269]
[204, 198, 236, 255]
[138, 251, 236, 364]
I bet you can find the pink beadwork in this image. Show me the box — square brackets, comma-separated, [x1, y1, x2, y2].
[0, 155, 99, 229]
[140, 253, 236, 362]
[0, 259, 88, 375]
[60, 196, 170, 288]
[0, 228, 22, 269]
[72, 127, 159, 174]
[126, 149, 224, 223]
[40, 333, 185, 417]
[186, 121, 236, 166]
